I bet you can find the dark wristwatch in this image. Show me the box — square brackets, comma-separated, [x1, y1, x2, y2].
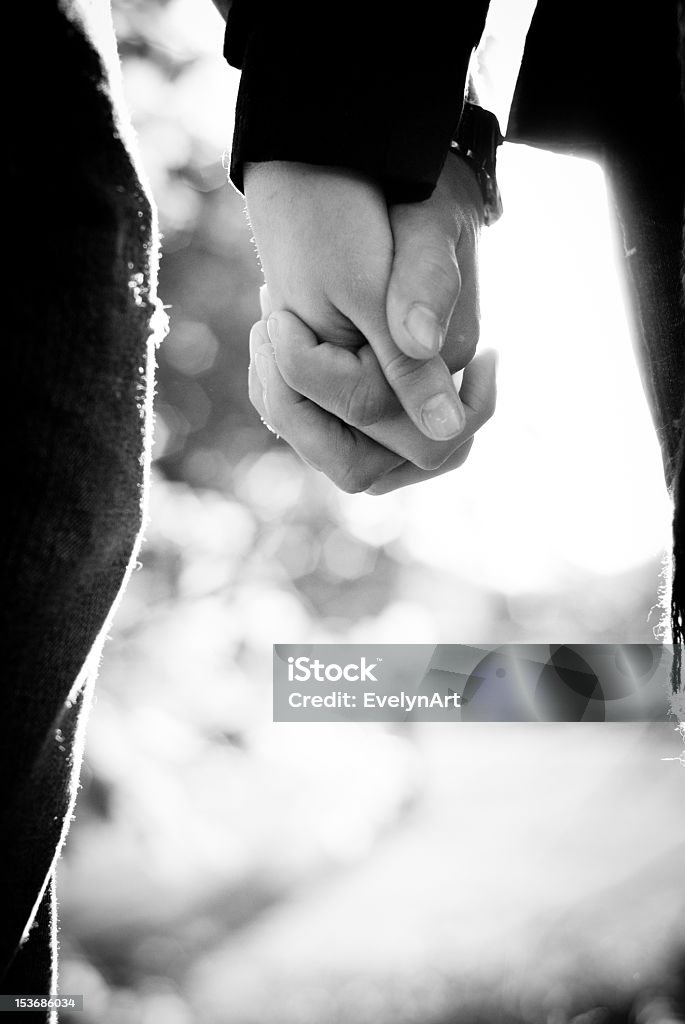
[450, 101, 504, 226]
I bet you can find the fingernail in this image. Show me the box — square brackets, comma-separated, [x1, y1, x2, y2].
[421, 392, 464, 439]
[404, 304, 444, 357]
[254, 349, 270, 385]
[267, 315, 279, 344]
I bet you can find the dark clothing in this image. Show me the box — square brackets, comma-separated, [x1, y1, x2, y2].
[226, 0, 490, 201]
[224, 3, 684, 225]
[1, 1, 161, 1015]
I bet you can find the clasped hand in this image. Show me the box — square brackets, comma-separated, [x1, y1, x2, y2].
[245, 154, 497, 495]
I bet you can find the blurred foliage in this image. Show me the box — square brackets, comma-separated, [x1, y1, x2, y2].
[112, 0, 264, 484]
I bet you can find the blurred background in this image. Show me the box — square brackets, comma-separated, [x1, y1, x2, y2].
[57, 2, 685, 1021]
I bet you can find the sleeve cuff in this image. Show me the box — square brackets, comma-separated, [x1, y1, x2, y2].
[225, 1, 489, 203]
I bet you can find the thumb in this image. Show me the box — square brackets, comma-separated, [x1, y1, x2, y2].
[386, 203, 461, 360]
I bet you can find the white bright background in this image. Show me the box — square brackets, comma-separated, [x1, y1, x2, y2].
[413, 143, 671, 589]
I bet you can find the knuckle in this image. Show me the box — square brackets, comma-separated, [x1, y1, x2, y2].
[333, 462, 372, 494]
[461, 319, 480, 351]
[382, 350, 430, 389]
[337, 376, 386, 428]
[331, 437, 392, 493]
[327, 268, 385, 331]
[447, 320, 480, 370]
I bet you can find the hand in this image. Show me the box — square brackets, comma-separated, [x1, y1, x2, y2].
[245, 156, 495, 490]
[249, 309, 497, 495]
[244, 155, 485, 453]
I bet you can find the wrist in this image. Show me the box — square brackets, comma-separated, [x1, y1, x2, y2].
[423, 148, 487, 245]
[245, 160, 379, 195]
[449, 102, 504, 226]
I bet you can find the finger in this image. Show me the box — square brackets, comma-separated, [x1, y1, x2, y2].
[314, 294, 467, 443]
[266, 310, 383, 424]
[441, 255, 481, 371]
[386, 202, 462, 360]
[259, 283, 273, 320]
[332, 261, 469, 441]
[366, 438, 475, 495]
[459, 347, 498, 418]
[268, 310, 466, 471]
[248, 321, 278, 434]
[365, 349, 498, 495]
[249, 321, 406, 492]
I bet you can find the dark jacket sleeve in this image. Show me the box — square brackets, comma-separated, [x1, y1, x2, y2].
[224, 0, 490, 203]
